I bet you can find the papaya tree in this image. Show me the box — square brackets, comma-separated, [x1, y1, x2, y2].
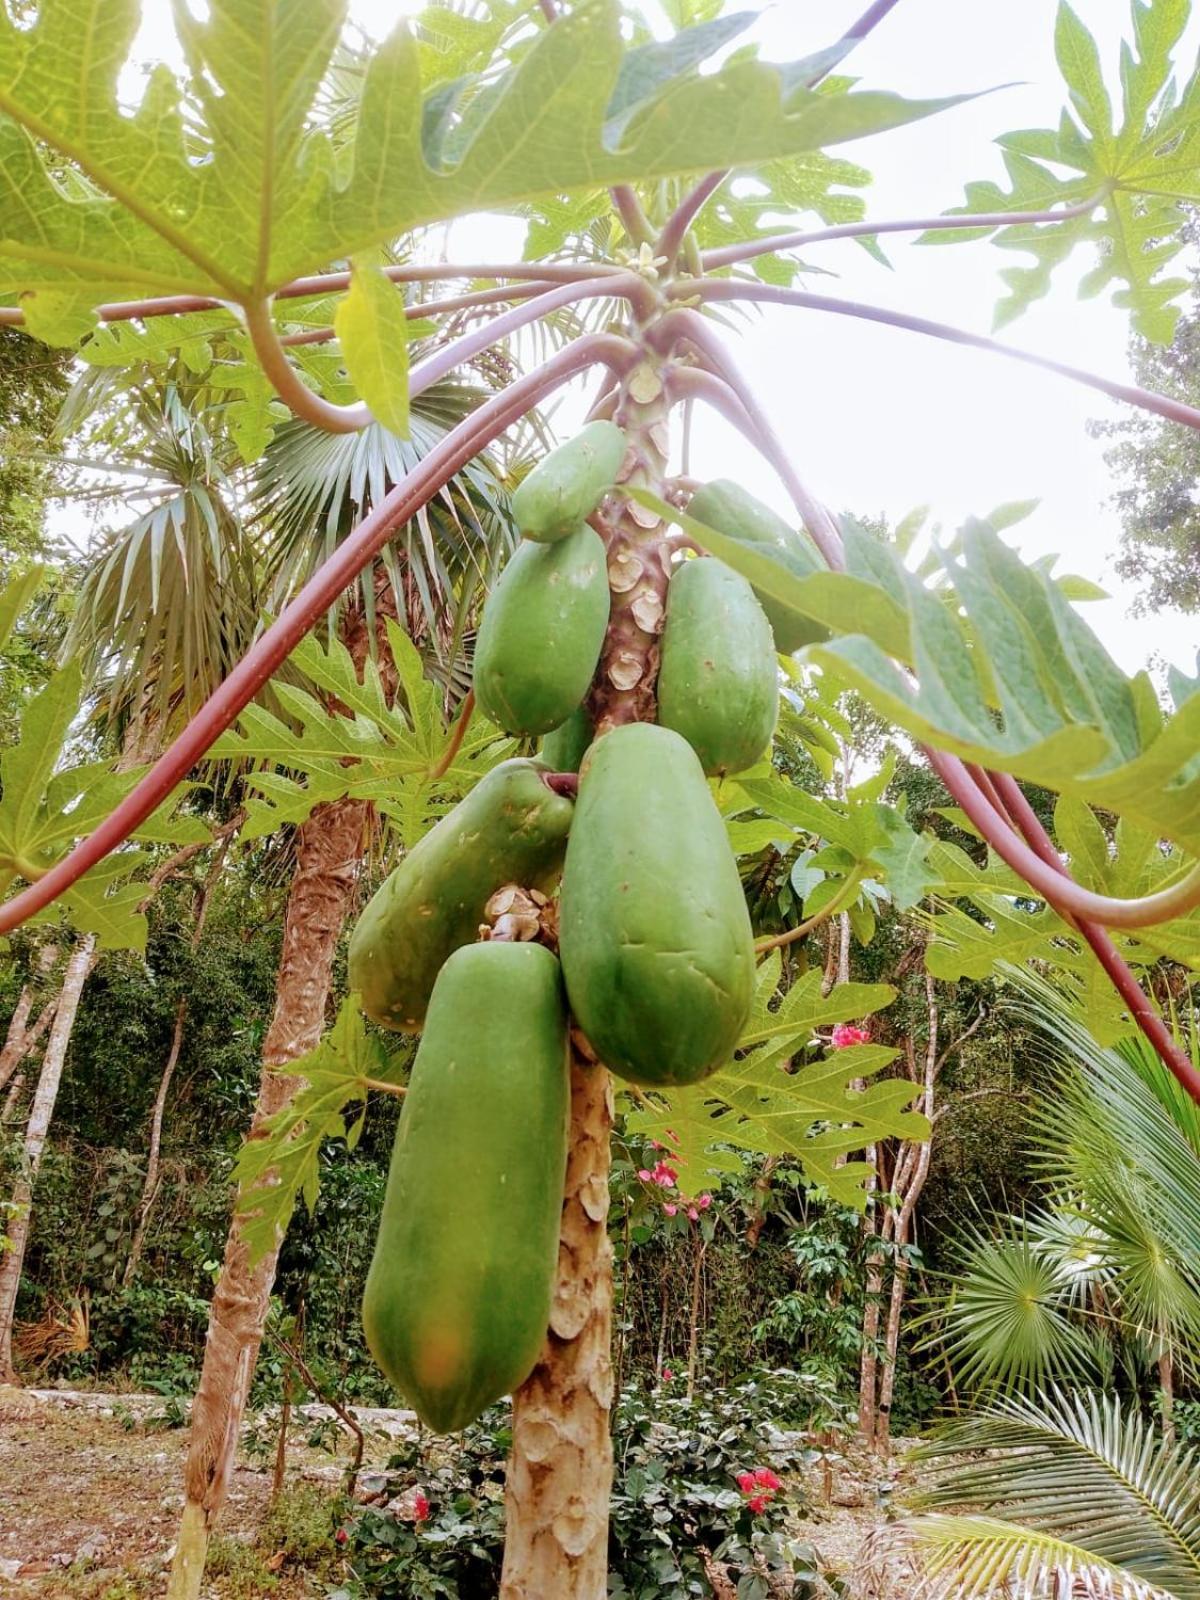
[2, 2, 1200, 1598]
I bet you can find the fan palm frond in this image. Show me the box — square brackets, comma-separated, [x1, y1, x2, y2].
[937, 1219, 1101, 1398]
[907, 1389, 1200, 1600]
[253, 384, 514, 668]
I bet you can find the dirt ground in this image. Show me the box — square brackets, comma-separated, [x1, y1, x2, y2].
[0, 1387, 920, 1598]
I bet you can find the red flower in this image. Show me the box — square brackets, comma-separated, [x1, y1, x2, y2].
[736, 1471, 756, 1493]
[737, 1465, 782, 1514]
[335, 1527, 349, 1546]
[651, 1160, 678, 1188]
[747, 1493, 770, 1514]
[662, 1367, 673, 1382]
[410, 1491, 430, 1522]
[831, 1023, 869, 1049]
[753, 1468, 782, 1490]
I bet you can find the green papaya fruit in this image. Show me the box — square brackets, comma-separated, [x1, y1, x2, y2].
[511, 420, 627, 542]
[559, 723, 754, 1086]
[687, 479, 828, 654]
[657, 556, 778, 776]
[540, 704, 593, 773]
[473, 525, 610, 737]
[363, 941, 569, 1432]
[348, 760, 574, 1032]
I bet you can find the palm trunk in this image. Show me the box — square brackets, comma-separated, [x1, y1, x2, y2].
[1160, 1350, 1175, 1445]
[500, 1054, 614, 1599]
[167, 794, 367, 1600]
[0, 935, 96, 1382]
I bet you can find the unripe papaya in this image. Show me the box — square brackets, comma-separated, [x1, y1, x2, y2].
[687, 479, 828, 654]
[473, 525, 610, 736]
[511, 420, 626, 542]
[559, 723, 754, 1086]
[540, 704, 593, 773]
[363, 941, 569, 1432]
[348, 760, 574, 1032]
[657, 556, 778, 776]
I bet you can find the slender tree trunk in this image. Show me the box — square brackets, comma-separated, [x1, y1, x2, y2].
[686, 1240, 706, 1400]
[0, 935, 96, 1382]
[0, 943, 60, 1096]
[122, 998, 187, 1288]
[857, 1183, 884, 1446]
[2, 1070, 26, 1123]
[1159, 1350, 1175, 1445]
[124, 854, 226, 1288]
[501, 1054, 614, 1600]
[168, 795, 367, 1599]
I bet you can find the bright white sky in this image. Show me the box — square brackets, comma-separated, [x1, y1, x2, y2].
[115, 0, 1200, 679]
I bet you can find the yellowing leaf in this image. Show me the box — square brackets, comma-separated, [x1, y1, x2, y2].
[333, 259, 411, 438]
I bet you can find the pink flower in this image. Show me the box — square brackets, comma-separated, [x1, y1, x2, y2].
[663, 1202, 678, 1216]
[638, 1169, 653, 1181]
[651, 1160, 678, 1188]
[831, 1023, 869, 1049]
[662, 1367, 673, 1382]
[697, 1194, 713, 1210]
[687, 1207, 699, 1220]
[410, 1491, 430, 1522]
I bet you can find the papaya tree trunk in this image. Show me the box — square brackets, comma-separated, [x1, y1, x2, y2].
[501, 333, 670, 1598]
[500, 1052, 614, 1599]
[167, 794, 367, 1600]
[0, 934, 96, 1382]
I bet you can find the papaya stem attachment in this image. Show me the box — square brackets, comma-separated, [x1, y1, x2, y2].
[428, 690, 475, 781]
[543, 772, 580, 798]
[363, 1077, 407, 1098]
[754, 871, 863, 957]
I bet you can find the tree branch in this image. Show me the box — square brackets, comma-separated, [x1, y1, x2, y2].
[0, 331, 637, 935]
[681, 281, 1200, 434]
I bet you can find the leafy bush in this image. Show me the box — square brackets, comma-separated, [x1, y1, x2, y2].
[333, 1375, 840, 1599]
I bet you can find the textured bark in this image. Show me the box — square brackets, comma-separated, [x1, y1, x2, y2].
[167, 794, 367, 1600]
[0, 943, 60, 1096]
[0, 935, 96, 1382]
[1160, 1350, 1175, 1445]
[500, 1054, 614, 1600]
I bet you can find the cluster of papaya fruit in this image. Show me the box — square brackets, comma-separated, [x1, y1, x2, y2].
[349, 423, 821, 1432]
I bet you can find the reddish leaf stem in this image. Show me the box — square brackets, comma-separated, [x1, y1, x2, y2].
[986, 767, 1200, 1103]
[655, 307, 845, 567]
[699, 194, 1103, 270]
[681, 281, 1200, 433]
[0, 333, 635, 935]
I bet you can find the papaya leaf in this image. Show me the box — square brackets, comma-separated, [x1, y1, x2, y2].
[333, 258, 411, 438]
[0, 660, 206, 949]
[0, 0, 975, 324]
[626, 960, 922, 1210]
[926, 0, 1197, 341]
[209, 627, 513, 841]
[0, 567, 44, 653]
[641, 488, 1200, 857]
[234, 996, 411, 1266]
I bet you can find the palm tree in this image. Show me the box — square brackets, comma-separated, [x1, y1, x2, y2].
[897, 1387, 1200, 1600]
[936, 976, 1200, 1425]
